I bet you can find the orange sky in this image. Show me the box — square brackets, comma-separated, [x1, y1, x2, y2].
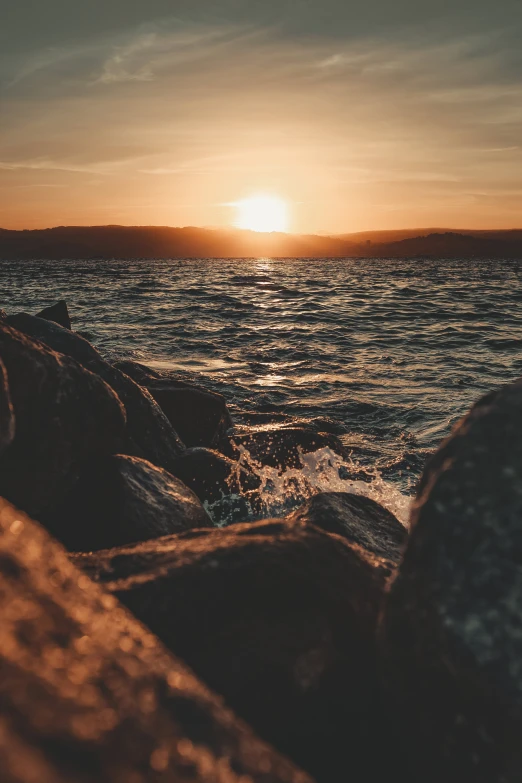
[1, 1, 522, 233]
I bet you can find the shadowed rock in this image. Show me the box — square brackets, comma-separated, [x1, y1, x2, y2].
[287, 492, 407, 564]
[146, 382, 233, 449]
[219, 426, 351, 471]
[0, 358, 15, 456]
[0, 497, 312, 783]
[42, 455, 211, 552]
[381, 378, 522, 783]
[74, 518, 398, 782]
[6, 314, 185, 470]
[112, 359, 162, 385]
[36, 299, 72, 329]
[0, 322, 125, 516]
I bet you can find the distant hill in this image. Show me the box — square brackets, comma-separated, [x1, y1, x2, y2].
[1, 225, 521, 260]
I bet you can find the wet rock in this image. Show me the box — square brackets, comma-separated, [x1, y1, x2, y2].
[43, 454, 211, 552]
[287, 492, 407, 564]
[36, 299, 72, 329]
[0, 497, 312, 783]
[147, 382, 233, 449]
[381, 378, 522, 783]
[6, 313, 185, 470]
[0, 322, 125, 516]
[219, 426, 351, 471]
[0, 358, 15, 456]
[75, 517, 397, 782]
[171, 447, 261, 503]
[112, 359, 162, 385]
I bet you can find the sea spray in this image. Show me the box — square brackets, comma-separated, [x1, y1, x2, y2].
[204, 444, 411, 527]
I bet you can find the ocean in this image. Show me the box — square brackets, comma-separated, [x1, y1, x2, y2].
[4, 256, 522, 524]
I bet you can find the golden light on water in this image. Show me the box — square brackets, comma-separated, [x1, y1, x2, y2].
[234, 195, 289, 233]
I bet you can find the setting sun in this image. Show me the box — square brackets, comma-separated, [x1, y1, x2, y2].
[234, 195, 289, 233]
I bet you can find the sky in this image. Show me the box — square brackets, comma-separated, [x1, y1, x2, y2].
[1, 0, 522, 233]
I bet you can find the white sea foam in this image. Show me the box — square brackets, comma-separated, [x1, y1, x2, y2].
[204, 445, 411, 527]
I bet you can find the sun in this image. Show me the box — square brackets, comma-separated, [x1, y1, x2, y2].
[234, 195, 288, 233]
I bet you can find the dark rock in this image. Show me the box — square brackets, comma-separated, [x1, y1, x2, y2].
[170, 447, 263, 525]
[287, 492, 407, 564]
[113, 359, 162, 385]
[0, 322, 125, 516]
[0, 496, 312, 783]
[0, 357, 15, 456]
[113, 360, 233, 448]
[74, 518, 397, 782]
[219, 426, 351, 471]
[147, 382, 233, 449]
[381, 378, 522, 783]
[43, 454, 211, 551]
[36, 299, 72, 329]
[171, 447, 262, 503]
[6, 314, 185, 470]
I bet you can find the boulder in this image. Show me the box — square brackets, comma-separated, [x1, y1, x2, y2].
[0, 496, 312, 783]
[6, 314, 185, 470]
[112, 359, 162, 385]
[381, 378, 522, 783]
[219, 426, 351, 471]
[146, 382, 233, 449]
[113, 360, 233, 448]
[74, 518, 399, 782]
[36, 299, 72, 329]
[287, 492, 407, 564]
[0, 357, 15, 456]
[0, 322, 125, 516]
[42, 454, 211, 552]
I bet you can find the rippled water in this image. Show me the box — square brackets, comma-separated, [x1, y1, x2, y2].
[3, 257, 522, 521]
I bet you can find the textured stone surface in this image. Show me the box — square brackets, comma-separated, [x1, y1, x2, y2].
[43, 455, 211, 552]
[112, 360, 162, 385]
[287, 492, 407, 564]
[171, 447, 261, 502]
[381, 378, 522, 783]
[0, 322, 125, 516]
[74, 518, 396, 782]
[36, 300, 72, 329]
[0, 497, 312, 783]
[0, 358, 15, 456]
[6, 314, 185, 469]
[219, 426, 351, 471]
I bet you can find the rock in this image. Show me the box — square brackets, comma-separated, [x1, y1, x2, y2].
[42, 454, 211, 551]
[0, 358, 15, 456]
[381, 378, 522, 783]
[36, 299, 72, 329]
[219, 426, 351, 471]
[114, 361, 233, 448]
[6, 314, 185, 470]
[0, 497, 312, 783]
[74, 517, 398, 782]
[0, 322, 125, 516]
[147, 382, 233, 449]
[287, 492, 407, 564]
[112, 359, 162, 385]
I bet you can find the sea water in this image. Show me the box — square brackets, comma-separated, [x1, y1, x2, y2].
[4, 256, 522, 524]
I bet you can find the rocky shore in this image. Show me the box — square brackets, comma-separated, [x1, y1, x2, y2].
[0, 299, 520, 782]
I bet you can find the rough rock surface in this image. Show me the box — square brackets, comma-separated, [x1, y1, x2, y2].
[0, 357, 15, 456]
[6, 314, 185, 469]
[112, 359, 162, 385]
[381, 378, 522, 783]
[287, 492, 407, 564]
[36, 299, 72, 329]
[74, 518, 397, 782]
[219, 426, 351, 471]
[171, 447, 261, 501]
[0, 497, 312, 783]
[43, 454, 211, 552]
[0, 322, 125, 516]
